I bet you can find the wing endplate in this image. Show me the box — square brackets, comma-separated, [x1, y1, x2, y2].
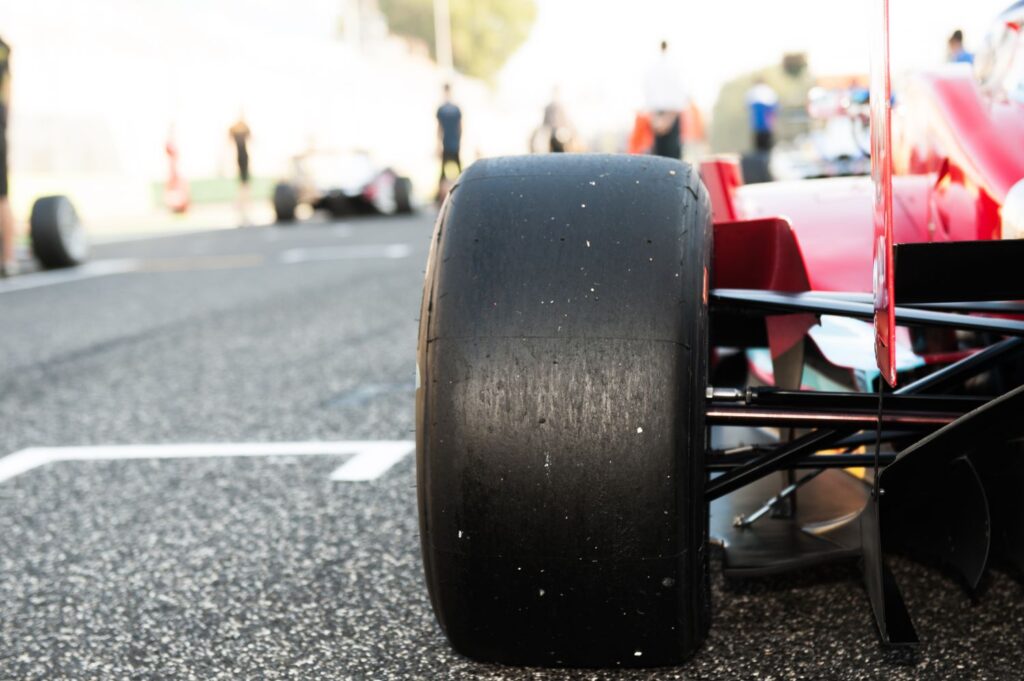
[870, 0, 896, 385]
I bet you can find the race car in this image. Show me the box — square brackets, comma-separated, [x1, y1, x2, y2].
[415, 0, 1024, 669]
[271, 149, 413, 223]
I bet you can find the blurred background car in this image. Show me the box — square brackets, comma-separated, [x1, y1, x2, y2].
[272, 149, 413, 223]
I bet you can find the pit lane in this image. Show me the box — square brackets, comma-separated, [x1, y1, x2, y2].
[0, 214, 1021, 679]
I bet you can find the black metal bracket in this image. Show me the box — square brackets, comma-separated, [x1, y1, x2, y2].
[860, 383, 1024, 647]
[705, 337, 1024, 500]
[707, 389, 983, 430]
[705, 239, 1024, 651]
[894, 239, 1024, 303]
[859, 496, 920, 647]
[710, 289, 1024, 336]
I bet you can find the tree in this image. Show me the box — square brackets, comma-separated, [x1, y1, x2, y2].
[379, 0, 537, 80]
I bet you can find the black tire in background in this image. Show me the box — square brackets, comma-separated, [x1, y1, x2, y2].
[30, 195, 88, 269]
[273, 182, 299, 223]
[740, 151, 773, 184]
[416, 154, 713, 667]
[394, 176, 413, 214]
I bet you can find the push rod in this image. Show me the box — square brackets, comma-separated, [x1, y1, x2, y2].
[707, 452, 897, 471]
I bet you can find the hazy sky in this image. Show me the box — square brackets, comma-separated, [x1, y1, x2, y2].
[500, 0, 1013, 131]
[0, 0, 1016, 179]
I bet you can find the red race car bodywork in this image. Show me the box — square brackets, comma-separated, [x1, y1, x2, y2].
[707, 87, 1023, 291]
[703, 10, 1024, 383]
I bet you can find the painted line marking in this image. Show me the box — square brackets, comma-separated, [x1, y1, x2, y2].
[90, 226, 245, 246]
[1, 238, 404, 294]
[330, 442, 415, 481]
[261, 223, 353, 241]
[0, 253, 267, 292]
[0, 259, 137, 294]
[279, 243, 411, 263]
[0, 441, 414, 484]
[135, 253, 266, 272]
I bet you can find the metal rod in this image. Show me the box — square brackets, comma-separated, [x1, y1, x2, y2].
[903, 301, 1024, 314]
[709, 430, 914, 459]
[707, 405, 956, 429]
[707, 453, 897, 471]
[892, 336, 1024, 393]
[833, 430, 916, 448]
[710, 288, 1024, 336]
[787, 290, 1024, 315]
[722, 387, 987, 413]
[705, 337, 1024, 500]
[734, 469, 826, 528]
[706, 428, 850, 500]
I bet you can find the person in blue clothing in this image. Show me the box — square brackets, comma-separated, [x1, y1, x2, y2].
[436, 83, 462, 197]
[948, 30, 974, 64]
[745, 77, 779, 152]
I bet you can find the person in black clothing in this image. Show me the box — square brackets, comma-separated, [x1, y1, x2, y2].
[436, 84, 462, 199]
[0, 37, 15, 276]
[542, 87, 572, 153]
[228, 113, 252, 226]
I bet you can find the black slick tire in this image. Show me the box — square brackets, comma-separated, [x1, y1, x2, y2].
[416, 154, 713, 667]
[273, 182, 298, 223]
[30, 195, 88, 269]
[395, 176, 413, 214]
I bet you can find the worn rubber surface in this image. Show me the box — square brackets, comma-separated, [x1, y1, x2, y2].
[416, 154, 713, 667]
[30, 195, 88, 268]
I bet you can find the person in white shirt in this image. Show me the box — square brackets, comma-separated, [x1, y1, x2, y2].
[644, 40, 689, 159]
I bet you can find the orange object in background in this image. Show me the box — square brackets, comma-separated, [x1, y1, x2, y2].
[682, 102, 705, 143]
[627, 113, 654, 154]
[627, 103, 705, 154]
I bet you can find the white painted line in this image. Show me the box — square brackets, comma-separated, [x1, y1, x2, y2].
[329, 441, 415, 481]
[279, 243, 411, 264]
[0, 259, 138, 294]
[0, 441, 414, 484]
[263, 224, 353, 242]
[0, 448, 60, 483]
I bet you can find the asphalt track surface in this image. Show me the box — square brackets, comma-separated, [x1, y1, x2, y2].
[1, 212, 1022, 680]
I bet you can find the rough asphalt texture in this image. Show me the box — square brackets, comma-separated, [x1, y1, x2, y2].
[1, 214, 1021, 680]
